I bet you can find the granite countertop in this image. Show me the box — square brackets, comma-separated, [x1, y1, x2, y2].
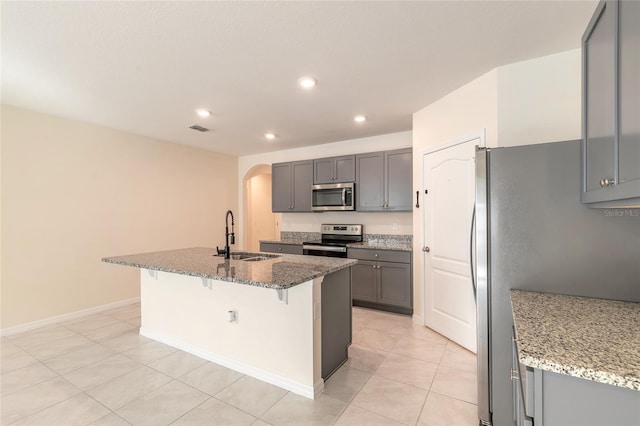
[258, 239, 412, 252]
[510, 290, 640, 391]
[103, 247, 356, 290]
[346, 241, 412, 252]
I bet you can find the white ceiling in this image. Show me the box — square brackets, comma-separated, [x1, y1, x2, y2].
[1, 1, 597, 156]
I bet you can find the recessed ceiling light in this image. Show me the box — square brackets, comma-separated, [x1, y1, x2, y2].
[354, 115, 366, 123]
[196, 109, 211, 118]
[265, 133, 277, 140]
[298, 77, 317, 89]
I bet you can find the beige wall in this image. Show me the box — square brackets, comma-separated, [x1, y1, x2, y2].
[238, 131, 413, 240]
[246, 173, 276, 251]
[1, 105, 238, 329]
[497, 48, 582, 146]
[412, 49, 582, 323]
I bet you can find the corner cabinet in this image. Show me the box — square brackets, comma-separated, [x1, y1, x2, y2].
[582, 0, 640, 206]
[348, 248, 412, 315]
[510, 328, 640, 426]
[271, 160, 313, 212]
[356, 148, 413, 212]
[313, 155, 356, 184]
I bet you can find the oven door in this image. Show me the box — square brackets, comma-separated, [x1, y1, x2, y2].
[312, 183, 354, 211]
[302, 245, 348, 258]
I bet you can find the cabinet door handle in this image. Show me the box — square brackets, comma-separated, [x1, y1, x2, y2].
[599, 177, 616, 187]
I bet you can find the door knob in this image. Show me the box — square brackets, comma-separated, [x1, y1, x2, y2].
[422, 246, 430, 252]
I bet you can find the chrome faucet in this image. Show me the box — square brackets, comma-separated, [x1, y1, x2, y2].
[219, 210, 235, 259]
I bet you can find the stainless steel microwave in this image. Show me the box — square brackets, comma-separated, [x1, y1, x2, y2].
[312, 183, 355, 211]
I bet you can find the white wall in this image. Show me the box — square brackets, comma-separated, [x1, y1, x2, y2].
[238, 131, 413, 242]
[497, 48, 582, 146]
[1, 105, 238, 329]
[412, 49, 582, 323]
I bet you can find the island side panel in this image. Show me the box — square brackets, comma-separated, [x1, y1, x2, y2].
[139, 270, 321, 398]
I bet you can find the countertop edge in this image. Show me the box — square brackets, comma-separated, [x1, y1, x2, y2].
[511, 290, 640, 391]
[102, 255, 357, 290]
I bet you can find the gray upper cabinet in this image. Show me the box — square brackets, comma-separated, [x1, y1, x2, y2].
[313, 155, 355, 184]
[582, 0, 640, 206]
[356, 148, 412, 211]
[271, 160, 313, 212]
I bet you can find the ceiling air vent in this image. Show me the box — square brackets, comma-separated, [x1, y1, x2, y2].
[189, 124, 210, 132]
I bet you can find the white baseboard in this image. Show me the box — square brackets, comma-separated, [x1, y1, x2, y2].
[412, 314, 424, 326]
[140, 327, 319, 400]
[1, 297, 141, 337]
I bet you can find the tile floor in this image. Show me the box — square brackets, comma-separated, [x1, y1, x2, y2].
[1, 304, 478, 426]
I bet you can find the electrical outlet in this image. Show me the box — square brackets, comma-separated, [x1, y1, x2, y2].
[392, 223, 398, 231]
[228, 309, 238, 323]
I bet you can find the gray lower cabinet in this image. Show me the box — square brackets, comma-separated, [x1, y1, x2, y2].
[582, 0, 640, 206]
[348, 248, 412, 315]
[271, 160, 313, 212]
[321, 268, 352, 380]
[259, 242, 303, 255]
[511, 329, 640, 426]
[313, 155, 355, 184]
[356, 148, 413, 212]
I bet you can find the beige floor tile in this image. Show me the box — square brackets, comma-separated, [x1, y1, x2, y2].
[172, 397, 256, 425]
[83, 322, 137, 341]
[9, 325, 78, 350]
[334, 405, 404, 426]
[62, 354, 141, 390]
[352, 329, 399, 352]
[0, 376, 81, 425]
[365, 315, 413, 332]
[43, 342, 116, 374]
[126, 317, 142, 327]
[430, 365, 477, 404]
[345, 344, 386, 373]
[351, 375, 428, 425]
[439, 341, 477, 373]
[122, 341, 177, 364]
[417, 392, 477, 426]
[390, 337, 447, 364]
[251, 420, 272, 426]
[116, 380, 209, 426]
[261, 392, 346, 426]
[148, 350, 207, 378]
[24, 333, 94, 360]
[89, 413, 133, 426]
[322, 365, 371, 403]
[1, 348, 38, 374]
[63, 314, 123, 333]
[0, 362, 57, 396]
[86, 366, 173, 410]
[215, 376, 287, 417]
[12, 393, 110, 426]
[0, 340, 22, 356]
[374, 353, 438, 390]
[179, 361, 244, 396]
[108, 307, 142, 322]
[100, 331, 151, 352]
[387, 325, 449, 345]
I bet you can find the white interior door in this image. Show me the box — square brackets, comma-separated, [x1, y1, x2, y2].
[423, 138, 478, 353]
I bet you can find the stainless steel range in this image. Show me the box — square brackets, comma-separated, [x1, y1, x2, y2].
[302, 224, 363, 258]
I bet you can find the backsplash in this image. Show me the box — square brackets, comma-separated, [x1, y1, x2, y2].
[280, 231, 412, 245]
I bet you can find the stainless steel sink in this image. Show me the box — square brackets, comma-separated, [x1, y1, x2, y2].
[217, 252, 280, 261]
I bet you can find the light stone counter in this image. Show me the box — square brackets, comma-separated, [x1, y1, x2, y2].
[103, 247, 356, 290]
[510, 290, 640, 390]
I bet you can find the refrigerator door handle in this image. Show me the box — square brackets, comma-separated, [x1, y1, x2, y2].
[470, 204, 477, 301]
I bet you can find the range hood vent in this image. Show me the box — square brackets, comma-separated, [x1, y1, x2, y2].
[189, 124, 210, 132]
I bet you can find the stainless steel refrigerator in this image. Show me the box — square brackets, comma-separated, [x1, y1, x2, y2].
[474, 140, 640, 426]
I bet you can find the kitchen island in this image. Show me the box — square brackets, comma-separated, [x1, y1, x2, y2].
[103, 247, 356, 399]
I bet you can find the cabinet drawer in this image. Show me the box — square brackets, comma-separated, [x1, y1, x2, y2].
[260, 243, 303, 255]
[347, 248, 410, 263]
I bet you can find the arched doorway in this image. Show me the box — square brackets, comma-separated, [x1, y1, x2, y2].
[243, 164, 278, 251]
